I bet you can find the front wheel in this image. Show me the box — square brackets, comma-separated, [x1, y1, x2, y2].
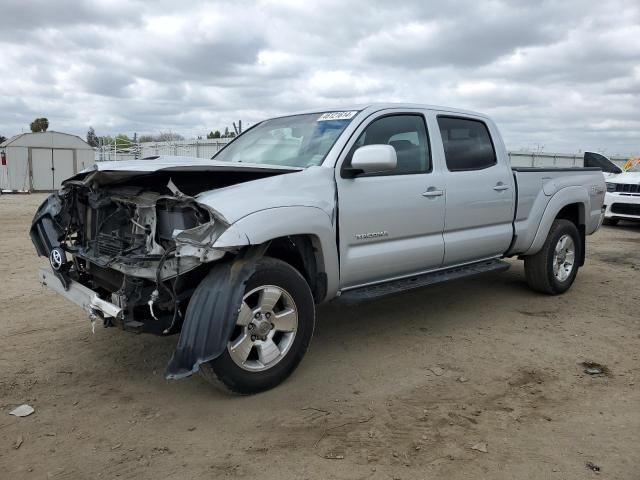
[524, 219, 581, 295]
[200, 257, 315, 394]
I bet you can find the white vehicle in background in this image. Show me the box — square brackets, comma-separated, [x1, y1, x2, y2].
[595, 154, 640, 226]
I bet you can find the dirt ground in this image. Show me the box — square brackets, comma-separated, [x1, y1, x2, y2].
[1, 193, 638, 480]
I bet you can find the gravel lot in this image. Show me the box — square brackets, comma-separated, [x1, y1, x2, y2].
[1, 193, 639, 480]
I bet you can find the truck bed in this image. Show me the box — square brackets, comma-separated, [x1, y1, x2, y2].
[508, 167, 605, 256]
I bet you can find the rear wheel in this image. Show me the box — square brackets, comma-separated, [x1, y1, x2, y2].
[603, 218, 619, 226]
[200, 257, 315, 394]
[524, 219, 581, 295]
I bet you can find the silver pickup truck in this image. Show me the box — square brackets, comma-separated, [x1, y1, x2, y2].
[31, 104, 606, 393]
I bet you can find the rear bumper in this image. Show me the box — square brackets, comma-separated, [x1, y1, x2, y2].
[39, 267, 122, 319]
[604, 192, 640, 220]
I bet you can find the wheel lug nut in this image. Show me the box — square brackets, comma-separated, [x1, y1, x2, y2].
[270, 323, 275, 330]
[265, 312, 271, 319]
[248, 324, 253, 330]
[251, 335, 256, 341]
[254, 313, 260, 319]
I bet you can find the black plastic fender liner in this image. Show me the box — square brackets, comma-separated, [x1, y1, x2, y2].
[165, 247, 267, 380]
[30, 193, 64, 257]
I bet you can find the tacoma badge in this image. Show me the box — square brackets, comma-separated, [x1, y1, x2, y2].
[355, 231, 389, 240]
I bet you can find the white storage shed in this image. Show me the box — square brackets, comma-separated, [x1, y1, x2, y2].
[0, 132, 95, 192]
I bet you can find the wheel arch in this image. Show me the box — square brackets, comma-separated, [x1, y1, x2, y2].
[221, 206, 339, 302]
[555, 203, 586, 266]
[263, 234, 328, 303]
[524, 187, 589, 262]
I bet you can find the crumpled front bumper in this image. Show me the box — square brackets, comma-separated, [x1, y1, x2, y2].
[39, 267, 123, 320]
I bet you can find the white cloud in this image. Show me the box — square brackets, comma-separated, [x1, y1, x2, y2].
[307, 70, 387, 98]
[0, 0, 638, 155]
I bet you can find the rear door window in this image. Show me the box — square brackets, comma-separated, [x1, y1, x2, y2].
[437, 117, 496, 171]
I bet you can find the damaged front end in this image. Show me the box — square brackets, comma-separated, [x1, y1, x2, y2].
[31, 175, 238, 336]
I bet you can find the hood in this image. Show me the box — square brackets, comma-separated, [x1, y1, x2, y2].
[607, 171, 640, 184]
[87, 156, 302, 173]
[195, 166, 336, 223]
[63, 156, 334, 225]
[66, 156, 301, 184]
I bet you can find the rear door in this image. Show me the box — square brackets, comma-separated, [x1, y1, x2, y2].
[435, 115, 515, 265]
[336, 110, 446, 288]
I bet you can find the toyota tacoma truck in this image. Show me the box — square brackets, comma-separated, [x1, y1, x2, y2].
[31, 104, 606, 394]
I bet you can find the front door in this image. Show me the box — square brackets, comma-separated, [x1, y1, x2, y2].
[336, 112, 446, 288]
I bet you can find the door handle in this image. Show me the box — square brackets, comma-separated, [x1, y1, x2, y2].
[422, 188, 444, 198]
[493, 184, 510, 191]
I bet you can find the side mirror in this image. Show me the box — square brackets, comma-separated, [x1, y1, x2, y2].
[345, 145, 397, 177]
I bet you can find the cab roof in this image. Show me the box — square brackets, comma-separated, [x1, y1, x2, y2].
[277, 103, 488, 120]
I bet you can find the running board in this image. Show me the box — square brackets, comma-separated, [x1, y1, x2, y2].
[338, 259, 510, 303]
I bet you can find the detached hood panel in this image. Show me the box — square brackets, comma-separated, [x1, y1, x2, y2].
[66, 156, 302, 185]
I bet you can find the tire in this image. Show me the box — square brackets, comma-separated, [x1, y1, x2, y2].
[603, 218, 619, 226]
[200, 257, 315, 394]
[524, 219, 581, 295]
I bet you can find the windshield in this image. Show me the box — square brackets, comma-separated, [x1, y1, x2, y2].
[213, 112, 358, 167]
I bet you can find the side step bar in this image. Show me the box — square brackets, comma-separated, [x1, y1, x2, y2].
[338, 259, 510, 303]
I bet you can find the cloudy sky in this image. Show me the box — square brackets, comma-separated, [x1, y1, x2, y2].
[1, 0, 639, 155]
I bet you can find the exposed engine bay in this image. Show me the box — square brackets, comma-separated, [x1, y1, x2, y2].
[30, 165, 291, 335]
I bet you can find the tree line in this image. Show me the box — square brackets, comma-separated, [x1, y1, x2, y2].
[206, 126, 237, 139]
[0, 117, 238, 148]
[86, 128, 187, 147]
[87, 126, 237, 147]
[1, 117, 50, 144]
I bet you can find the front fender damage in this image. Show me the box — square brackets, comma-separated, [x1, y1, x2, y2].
[174, 222, 248, 262]
[165, 248, 264, 379]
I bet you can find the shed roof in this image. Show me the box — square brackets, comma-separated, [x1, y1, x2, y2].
[0, 131, 94, 149]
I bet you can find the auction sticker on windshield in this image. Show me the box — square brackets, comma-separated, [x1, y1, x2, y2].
[318, 111, 358, 121]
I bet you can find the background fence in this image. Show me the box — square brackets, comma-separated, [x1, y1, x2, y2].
[95, 138, 233, 162]
[508, 151, 628, 168]
[96, 140, 629, 169]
